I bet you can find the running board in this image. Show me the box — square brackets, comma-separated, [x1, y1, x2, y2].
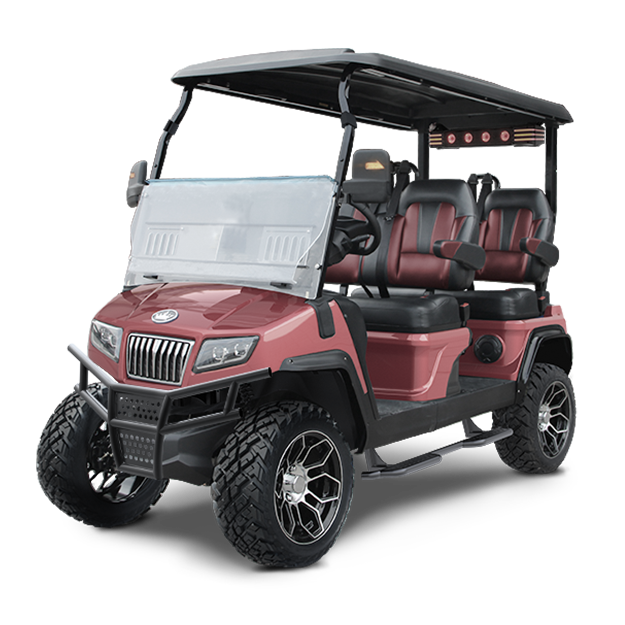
[361, 420, 513, 480]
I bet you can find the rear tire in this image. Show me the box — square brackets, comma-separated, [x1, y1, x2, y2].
[493, 363, 575, 473]
[212, 401, 353, 568]
[37, 385, 168, 527]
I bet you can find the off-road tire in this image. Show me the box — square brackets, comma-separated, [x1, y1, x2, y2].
[493, 363, 575, 473]
[37, 384, 168, 527]
[211, 401, 353, 568]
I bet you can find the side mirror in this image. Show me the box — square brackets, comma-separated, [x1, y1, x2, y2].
[126, 160, 148, 207]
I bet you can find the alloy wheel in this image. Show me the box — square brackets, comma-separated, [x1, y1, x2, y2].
[274, 430, 343, 545]
[537, 381, 572, 458]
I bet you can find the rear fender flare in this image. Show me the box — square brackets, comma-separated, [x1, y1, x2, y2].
[517, 325, 572, 399]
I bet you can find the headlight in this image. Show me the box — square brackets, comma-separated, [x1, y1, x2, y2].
[193, 336, 258, 373]
[90, 320, 123, 362]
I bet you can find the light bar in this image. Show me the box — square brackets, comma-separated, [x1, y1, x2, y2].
[430, 125, 545, 149]
[430, 132, 443, 146]
[513, 126, 546, 145]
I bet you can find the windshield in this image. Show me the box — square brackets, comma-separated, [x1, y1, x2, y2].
[125, 176, 337, 299]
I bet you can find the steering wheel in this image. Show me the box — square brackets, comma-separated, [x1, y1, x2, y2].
[335, 202, 382, 256]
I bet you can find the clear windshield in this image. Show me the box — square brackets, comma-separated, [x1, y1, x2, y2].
[124, 176, 337, 299]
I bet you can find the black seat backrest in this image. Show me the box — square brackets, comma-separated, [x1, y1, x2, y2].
[476, 188, 555, 284]
[384, 180, 480, 290]
[327, 175, 481, 292]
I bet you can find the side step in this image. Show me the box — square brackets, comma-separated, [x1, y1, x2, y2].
[361, 420, 513, 480]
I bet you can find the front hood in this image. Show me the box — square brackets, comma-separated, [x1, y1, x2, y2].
[87, 282, 367, 393]
[94, 283, 310, 337]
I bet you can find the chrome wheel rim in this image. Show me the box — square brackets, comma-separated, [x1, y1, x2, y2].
[537, 381, 572, 458]
[87, 422, 146, 503]
[274, 430, 343, 545]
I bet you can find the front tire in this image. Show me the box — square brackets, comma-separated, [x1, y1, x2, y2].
[212, 401, 354, 568]
[493, 363, 575, 473]
[37, 385, 168, 527]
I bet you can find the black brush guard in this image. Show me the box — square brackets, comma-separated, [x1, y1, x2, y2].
[69, 344, 270, 485]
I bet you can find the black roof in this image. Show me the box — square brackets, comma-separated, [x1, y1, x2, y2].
[172, 49, 572, 131]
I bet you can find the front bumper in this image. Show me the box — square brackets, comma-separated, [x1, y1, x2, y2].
[69, 344, 270, 485]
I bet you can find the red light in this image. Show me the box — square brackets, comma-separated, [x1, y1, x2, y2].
[500, 130, 510, 142]
[464, 132, 474, 144]
[447, 133, 456, 145]
[481, 131, 491, 143]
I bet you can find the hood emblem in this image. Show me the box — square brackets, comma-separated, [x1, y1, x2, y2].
[151, 309, 179, 324]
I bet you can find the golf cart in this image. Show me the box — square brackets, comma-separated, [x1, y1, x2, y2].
[37, 49, 575, 568]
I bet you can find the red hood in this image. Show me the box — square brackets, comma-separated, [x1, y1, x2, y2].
[94, 283, 310, 338]
[88, 282, 367, 392]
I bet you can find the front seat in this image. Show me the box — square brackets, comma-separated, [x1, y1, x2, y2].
[352, 179, 484, 333]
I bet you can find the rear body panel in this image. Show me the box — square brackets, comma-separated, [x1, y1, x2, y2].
[366, 327, 470, 401]
[460, 305, 566, 379]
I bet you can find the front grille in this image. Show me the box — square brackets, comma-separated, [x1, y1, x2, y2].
[126, 334, 194, 385]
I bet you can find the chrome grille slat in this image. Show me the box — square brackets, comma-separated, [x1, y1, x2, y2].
[126, 333, 194, 386]
[165, 340, 175, 382]
[151, 338, 162, 380]
[139, 337, 147, 377]
[145, 338, 154, 378]
[158, 341, 167, 380]
[172, 342, 182, 382]
[130, 336, 138, 374]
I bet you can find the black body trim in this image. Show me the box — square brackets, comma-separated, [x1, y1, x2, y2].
[366, 377, 516, 449]
[279, 349, 376, 422]
[517, 325, 572, 398]
[306, 296, 336, 339]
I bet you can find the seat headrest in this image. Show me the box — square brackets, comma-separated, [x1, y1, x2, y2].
[399, 179, 477, 218]
[342, 149, 392, 203]
[484, 188, 553, 221]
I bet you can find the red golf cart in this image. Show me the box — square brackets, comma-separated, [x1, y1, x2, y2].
[37, 49, 575, 568]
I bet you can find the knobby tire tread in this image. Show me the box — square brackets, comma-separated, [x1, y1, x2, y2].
[493, 363, 575, 474]
[212, 401, 352, 568]
[37, 385, 168, 527]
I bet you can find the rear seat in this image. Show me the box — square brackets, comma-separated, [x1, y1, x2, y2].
[450, 188, 559, 320]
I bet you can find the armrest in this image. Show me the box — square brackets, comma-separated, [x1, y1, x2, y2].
[519, 238, 559, 267]
[433, 240, 485, 271]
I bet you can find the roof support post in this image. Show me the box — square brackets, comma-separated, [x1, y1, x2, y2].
[545, 124, 558, 216]
[334, 66, 357, 185]
[417, 130, 430, 180]
[317, 68, 357, 298]
[151, 86, 193, 180]
[418, 130, 430, 180]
